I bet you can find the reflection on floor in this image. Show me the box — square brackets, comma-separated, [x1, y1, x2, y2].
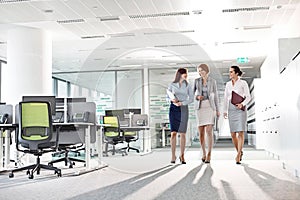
[1, 145, 300, 200]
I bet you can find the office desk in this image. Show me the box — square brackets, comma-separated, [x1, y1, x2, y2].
[161, 127, 170, 147]
[121, 126, 151, 155]
[53, 122, 106, 174]
[0, 124, 17, 171]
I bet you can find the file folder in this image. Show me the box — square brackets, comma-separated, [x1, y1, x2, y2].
[231, 91, 245, 111]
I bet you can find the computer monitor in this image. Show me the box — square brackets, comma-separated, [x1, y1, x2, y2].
[105, 109, 125, 121]
[22, 96, 56, 115]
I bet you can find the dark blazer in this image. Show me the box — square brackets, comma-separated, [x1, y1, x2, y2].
[194, 76, 219, 112]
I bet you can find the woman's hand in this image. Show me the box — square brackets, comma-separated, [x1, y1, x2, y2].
[174, 102, 182, 107]
[196, 95, 204, 100]
[216, 111, 220, 118]
[236, 103, 244, 110]
[223, 112, 228, 119]
[171, 98, 179, 103]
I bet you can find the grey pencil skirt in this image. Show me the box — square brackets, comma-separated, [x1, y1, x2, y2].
[228, 103, 247, 132]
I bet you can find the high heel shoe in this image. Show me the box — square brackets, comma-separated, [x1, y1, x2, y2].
[240, 151, 243, 161]
[179, 155, 186, 164]
[205, 152, 211, 164]
[170, 156, 176, 164]
[236, 153, 241, 164]
[201, 155, 206, 163]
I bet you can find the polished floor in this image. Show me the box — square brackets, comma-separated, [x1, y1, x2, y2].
[1, 145, 300, 200]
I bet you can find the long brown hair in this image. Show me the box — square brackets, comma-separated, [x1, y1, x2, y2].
[173, 68, 188, 83]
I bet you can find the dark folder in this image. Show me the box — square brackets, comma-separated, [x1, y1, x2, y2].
[231, 91, 245, 111]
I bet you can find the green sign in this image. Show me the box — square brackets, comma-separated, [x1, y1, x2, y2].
[237, 57, 249, 63]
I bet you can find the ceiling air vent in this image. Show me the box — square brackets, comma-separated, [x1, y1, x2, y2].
[222, 6, 269, 13]
[154, 43, 197, 48]
[129, 11, 189, 19]
[57, 19, 85, 24]
[0, 0, 30, 3]
[222, 40, 257, 44]
[105, 47, 120, 51]
[144, 30, 195, 35]
[98, 16, 120, 21]
[108, 33, 135, 38]
[81, 35, 105, 39]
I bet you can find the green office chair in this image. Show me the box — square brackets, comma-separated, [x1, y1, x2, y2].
[103, 116, 127, 156]
[120, 131, 140, 153]
[9, 101, 62, 179]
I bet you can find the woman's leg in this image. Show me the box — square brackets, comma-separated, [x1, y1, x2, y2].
[206, 124, 213, 161]
[198, 126, 206, 160]
[231, 132, 238, 152]
[237, 131, 244, 161]
[180, 133, 186, 161]
[171, 131, 177, 161]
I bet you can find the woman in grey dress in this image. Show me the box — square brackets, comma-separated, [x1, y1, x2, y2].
[223, 66, 251, 164]
[194, 64, 220, 163]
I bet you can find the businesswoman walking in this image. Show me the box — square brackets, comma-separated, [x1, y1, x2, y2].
[167, 68, 193, 164]
[194, 64, 220, 163]
[223, 66, 251, 164]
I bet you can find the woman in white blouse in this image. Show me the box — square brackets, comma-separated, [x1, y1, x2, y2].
[223, 66, 251, 164]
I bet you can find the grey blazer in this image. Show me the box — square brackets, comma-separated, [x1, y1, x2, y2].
[193, 76, 219, 112]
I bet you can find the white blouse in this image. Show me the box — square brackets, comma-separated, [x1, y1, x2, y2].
[223, 77, 251, 112]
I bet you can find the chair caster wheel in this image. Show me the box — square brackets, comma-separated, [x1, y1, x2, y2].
[9, 173, 14, 178]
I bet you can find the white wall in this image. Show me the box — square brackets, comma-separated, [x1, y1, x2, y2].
[256, 39, 300, 177]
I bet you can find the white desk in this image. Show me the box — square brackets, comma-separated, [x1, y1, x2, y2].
[53, 122, 106, 174]
[161, 127, 170, 147]
[0, 124, 17, 171]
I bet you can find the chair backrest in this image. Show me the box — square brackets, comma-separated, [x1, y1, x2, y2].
[18, 101, 54, 151]
[103, 116, 122, 137]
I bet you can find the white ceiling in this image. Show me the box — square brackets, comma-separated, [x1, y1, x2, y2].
[0, 0, 300, 94]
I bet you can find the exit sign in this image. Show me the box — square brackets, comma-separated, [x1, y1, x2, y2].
[237, 57, 249, 63]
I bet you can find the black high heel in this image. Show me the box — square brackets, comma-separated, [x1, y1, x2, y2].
[236, 153, 241, 164]
[170, 156, 176, 164]
[179, 155, 186, 164]
[201, 156, 206, 163]
[240, 151, 243, 161]
[205, 152, 211, 164]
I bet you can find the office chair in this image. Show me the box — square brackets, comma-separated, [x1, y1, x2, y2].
[120, 131, 140, 153]
[103, 116, 127, 156]
[48, 126, 86, 168]
[9, 101, 61, 179]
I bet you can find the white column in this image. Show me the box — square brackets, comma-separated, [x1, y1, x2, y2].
[143, 68, 149, 114]
[2, 27, 52, 105]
